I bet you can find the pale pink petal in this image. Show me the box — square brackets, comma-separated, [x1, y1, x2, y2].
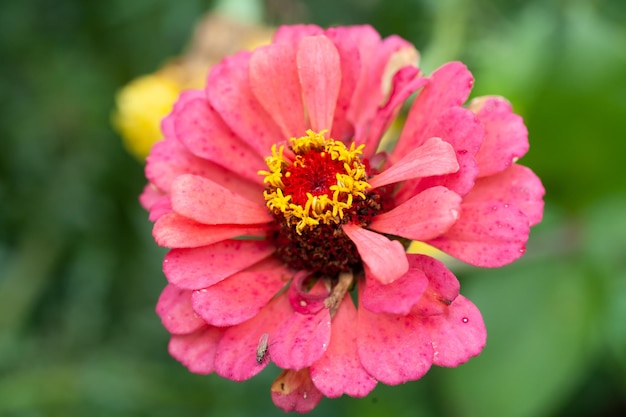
[168, 326, 226, 375]
[310, 295, 377, 398]
[361, 266, 428, 315]
[369, 137, 459, 188]
[206, 51, 284, 156]
[172, 92, 266, 184]
[422, 295, 486, 367]
[468, 96, 529, 177]
[170, 174, 272, 225]
[271, 307, 331, 370]
[273, 24, 324, 44]
[357, 287, 433, 385]
[214, 294, 292, 381]
[153, 212, 269, 248]
[428, 202, 530, 267]
[156, 284, 206, 334]
[249, 43, 306, 138]
[369, 186, 462, 241]
[297, 36, 341, 132]
[394, 62, 475, 156]
[409, 254, 460, 316]
[163, 240, 275, 290]
[146, 135, 262, 202]
[464, 164, 545, 226]
[147, 194, 172, 222]
[342, 224, 408, 284]
[271, 369, 323, 413]
[191, 258, 290, 326]
[139, 183, 164, 211]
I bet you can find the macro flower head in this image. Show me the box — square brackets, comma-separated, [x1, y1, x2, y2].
[142, 24, 545, 412]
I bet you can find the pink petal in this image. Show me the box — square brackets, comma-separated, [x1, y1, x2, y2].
[168, 326, 225, 375]
[271, 307, 331, 370]
[170, 174, 272, 225]
[191, 258, 290, 326]
[156, 284, 206, 335]
[409, 254, 460, 316]
[163, 240, 275, 290]
[153, 212, 269, 248]
[214, 294, 293, 381]
[297, 35, 341, 132]
[273, 24, 324, 44]
[361, 265, 428, 315]
[422, 295, 486, 367]
[288, 272, 328, 315]
[369, 137, 459, 189]
[357, 287, 433, 385]
[310, 295, 377, 398]
[146, 135, 262, 202]
[139, 183, 164, 211]
[342, 224, 409, 284]
[428, 202, 530, 267]
[468, 96, 529, 177]
[394, 62, 475, 157]
[172, 92, 266, 185]
[147, 194, 172, 222]
[206, 51, 284, 156]
[369, 186, 462, 241]
[249, 43, 306, 138]
[271, 368, 323, 413]
[464, 164, 545, 226]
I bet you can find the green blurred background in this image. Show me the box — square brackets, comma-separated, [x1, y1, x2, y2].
[1, 0, 625, 415]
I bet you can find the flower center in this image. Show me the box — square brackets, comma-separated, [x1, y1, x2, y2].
[259, 130, 382, 276]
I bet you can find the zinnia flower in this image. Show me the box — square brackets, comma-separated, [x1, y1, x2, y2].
[142, 24, 545, 412]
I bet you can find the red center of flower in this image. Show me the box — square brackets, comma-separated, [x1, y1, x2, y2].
[281, 152, 346, 207]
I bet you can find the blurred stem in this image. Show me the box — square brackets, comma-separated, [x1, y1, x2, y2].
[421, 0, 470, 71]
[214, 0, 264, 23]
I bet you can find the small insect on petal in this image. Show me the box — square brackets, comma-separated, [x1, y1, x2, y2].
[257, 333, 270, 364]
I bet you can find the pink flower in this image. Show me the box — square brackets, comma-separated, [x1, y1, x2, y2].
[144, 24, 544, 412]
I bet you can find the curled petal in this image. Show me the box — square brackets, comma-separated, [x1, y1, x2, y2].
[271, 368, 323, 413]
[191, 258, 291, 326]
[170, 174, 272, 225]
[409, 254, 460, 316]
[342, 224, 408, 284]
[214, 294, 293, 381]
[271, 307, 331, 370]
[288, 272, 329, 315]
[428, 202, 530, 267]
[422, 295, 486, 367]
[297, 35, 341, 132]
[156, 284, 206, 335]
[163, 240, 275, 290]
[361, 266, 428, 315]
[169, 326, 226, 375]
[310, 295, 377, 398]
[369, 186, 462, 241]
[468, 96, 529, 177]
[153, 212, 268, 248]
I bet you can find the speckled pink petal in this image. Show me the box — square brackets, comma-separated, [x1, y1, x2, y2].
[288, 272, 328, 315]
[271, 368, 323, 413]
[172, 92, 266, 185]
[369, 137, 458, 189]
[163, 240, 275, 290]
[153, 212, 269, 248]
[357, 287, 433, 385]
[361, 265, 428, 315]
[297, 36, 341, 132]
[168, 326, 226, 375]
[271, 307, 331, 370]
[395, 62, 474, 157]
[422, 295, 486, 367]
[191, 258, 290, 326]
[464, 164, 545, 226]
[409, 254, 460, 316]
[469, 96, 529, 178]
[206, 51, 284, 157]
[249, 43, 306, 138]
[156, 284, 206, 335]
[146, 135, 262, 202]
[214, 294, 292, 381]
[170, 174, 272, 225]
[342, 224, 409, 284]
[310, 295, 377, 398]
[428, 201, 530, 267]
[369, 186, 462, 241]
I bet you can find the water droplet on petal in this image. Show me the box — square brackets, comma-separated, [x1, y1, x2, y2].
[519, 247, 526, 254]
[492, 206, 498, 211]
[462, 317, 469, 323]
[504, 204, 509, 208]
